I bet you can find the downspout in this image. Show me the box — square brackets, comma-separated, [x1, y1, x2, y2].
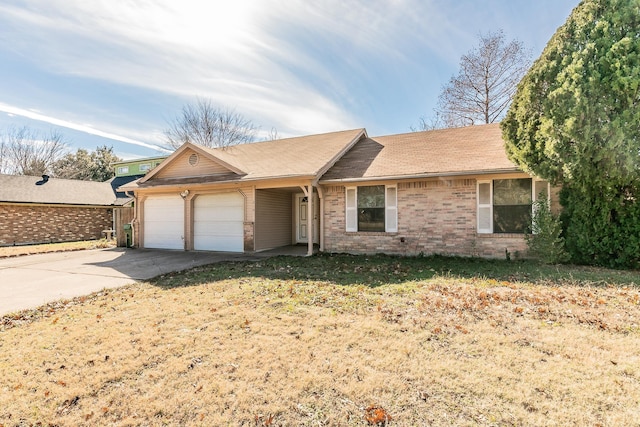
[125, 191, 137, 247]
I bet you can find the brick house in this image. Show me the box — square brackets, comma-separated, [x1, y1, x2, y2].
[0, 174, 131, 246]
[119, 123, 558, 258]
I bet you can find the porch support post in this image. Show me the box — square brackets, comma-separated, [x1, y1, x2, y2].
[317, 186, 324, 252]
[300, 183, 314, 256]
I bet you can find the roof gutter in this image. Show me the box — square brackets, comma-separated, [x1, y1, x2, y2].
[118, 174, 319, 192]
[319, 168, 522, 184]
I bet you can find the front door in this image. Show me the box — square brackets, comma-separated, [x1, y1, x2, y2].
[296, 194, 309, 243]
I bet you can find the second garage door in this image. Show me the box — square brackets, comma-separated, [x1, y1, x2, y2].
[194, 192, 244, 252]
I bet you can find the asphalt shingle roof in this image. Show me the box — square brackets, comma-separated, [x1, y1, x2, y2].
[320, 123, 519, 181]
[202, 128, 367, 180]
[0, 174, 122, 206]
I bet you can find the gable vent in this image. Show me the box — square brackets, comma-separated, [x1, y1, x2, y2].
[188, 153, 199, 166]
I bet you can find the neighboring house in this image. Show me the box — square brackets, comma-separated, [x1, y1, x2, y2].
[119, 124, 559, 258]
[0, 174, 131, 246]
[109, 156, 168, 246]
[112, 156, 167, 177]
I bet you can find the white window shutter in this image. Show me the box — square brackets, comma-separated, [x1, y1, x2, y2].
[533, 180, 550, 203]
[532, 180, 551, 234]
[385, 186, 398, 232]
[345, 187, 357, 232]
[477, 181, 492, 233]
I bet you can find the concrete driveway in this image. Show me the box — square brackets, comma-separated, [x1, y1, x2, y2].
[0, 248, 268, 316]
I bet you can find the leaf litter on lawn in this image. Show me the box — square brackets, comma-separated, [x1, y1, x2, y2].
[1, 254, 639, 425]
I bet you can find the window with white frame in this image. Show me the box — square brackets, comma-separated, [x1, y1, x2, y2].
[117, 166, 129, 174]
[477, 178, 550, 234]
[346, 185, 397, 232]
[139, 163, 151, 172]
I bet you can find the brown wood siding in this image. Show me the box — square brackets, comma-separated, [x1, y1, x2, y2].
[254, 190, 292, 251]
[155, 149, 232, 179]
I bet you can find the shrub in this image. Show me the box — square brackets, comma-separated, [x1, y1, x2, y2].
[525, 197, 569, 264]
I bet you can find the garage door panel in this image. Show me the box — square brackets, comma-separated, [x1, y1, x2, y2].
[194, 206, 242, 221]
[194, 193, 244, 252]
[144, 195, 184, 250]
[195, 222, 243, 236]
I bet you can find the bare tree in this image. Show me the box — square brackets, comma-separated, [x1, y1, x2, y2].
[164, 98, 257, 149]
[0, 126, 68, 175]
[419, 30, 531, 130]
[265, 127, 281, 141]
[0, 138, 6, 174]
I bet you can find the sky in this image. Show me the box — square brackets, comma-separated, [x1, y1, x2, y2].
[0, 0, 580, 160]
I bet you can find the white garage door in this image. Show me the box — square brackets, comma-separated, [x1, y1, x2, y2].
[194, 192, 244, 252]
[144, 195, 184, 250]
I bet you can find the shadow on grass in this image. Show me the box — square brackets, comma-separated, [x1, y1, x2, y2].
[149, 253, 640, 290]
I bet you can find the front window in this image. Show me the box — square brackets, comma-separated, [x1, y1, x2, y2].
[493, 179, 532, 233]
[345, 185, 397, 233]
[139, 163, 151, 172]
[357, 185, 385, 232]
[477, 178, 549, 234]
[117, 166, 129, 174]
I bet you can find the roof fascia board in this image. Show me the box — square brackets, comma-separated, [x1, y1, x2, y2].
[0, 201, 116, 208]
[132, 174, 318, 191]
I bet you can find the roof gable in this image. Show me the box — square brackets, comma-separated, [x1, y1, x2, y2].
[321, 124, 519, 182]
[153, 148, 241, 180]
[203, 128, 366, 180]
[140, 142, 245, 184]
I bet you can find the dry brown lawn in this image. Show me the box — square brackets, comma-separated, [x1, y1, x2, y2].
[1, 255, 639, 426]
[0, 240, 115, 259]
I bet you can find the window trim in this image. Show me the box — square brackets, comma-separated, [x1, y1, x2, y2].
[345, 185, 398, 233]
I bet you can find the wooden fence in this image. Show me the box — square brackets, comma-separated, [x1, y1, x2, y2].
[114, 206, 135, 247]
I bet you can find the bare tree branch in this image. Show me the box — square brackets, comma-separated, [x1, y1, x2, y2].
[0, 126, 68, 175]
[265, 127, 280, 141]
[418, 30, 531, 130]
[164, 98, 257, 149]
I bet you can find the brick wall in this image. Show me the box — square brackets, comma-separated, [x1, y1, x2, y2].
[322, 179, 528, 258]
[0, 204, 112, 246]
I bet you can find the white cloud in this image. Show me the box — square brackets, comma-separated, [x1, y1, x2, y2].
[0, 0, 579, 142]
[0, 0, 454, 136]
[0, 102, 171, 152]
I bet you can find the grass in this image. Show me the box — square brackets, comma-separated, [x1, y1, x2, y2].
[1, 254, 639, 426]
[0, 239, 116, 259]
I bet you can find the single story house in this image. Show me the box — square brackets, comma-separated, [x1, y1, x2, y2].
[0, 174, 132, 246]
[119, 123, 559, 258]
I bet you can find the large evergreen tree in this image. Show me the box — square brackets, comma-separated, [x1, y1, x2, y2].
[502, 0, 640, 268]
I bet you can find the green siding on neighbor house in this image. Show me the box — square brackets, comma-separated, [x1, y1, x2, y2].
[113, 157, 167, 177]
